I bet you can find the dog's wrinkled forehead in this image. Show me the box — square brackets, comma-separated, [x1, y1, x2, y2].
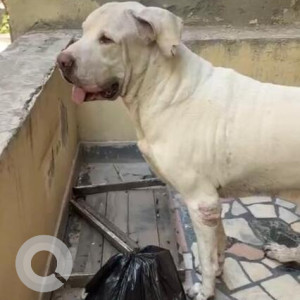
[80, 1, 183, 57]
[82, 2, 143, 38]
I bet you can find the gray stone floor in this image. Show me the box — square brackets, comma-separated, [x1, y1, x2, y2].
[174, 194, 300, 299]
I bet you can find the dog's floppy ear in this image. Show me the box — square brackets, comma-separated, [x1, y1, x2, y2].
[129, 7, 183, 57]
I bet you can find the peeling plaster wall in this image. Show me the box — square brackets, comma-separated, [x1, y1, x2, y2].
[5, 0, 300, 39]
[77, 27, 300, 142]
[0, 69, 78, 300]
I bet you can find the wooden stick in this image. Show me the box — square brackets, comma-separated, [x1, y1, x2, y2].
[70, 199, 138, 253]
[73, 178, 165, 196]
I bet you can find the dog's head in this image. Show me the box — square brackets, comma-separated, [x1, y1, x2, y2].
[57, 1, 183, 104]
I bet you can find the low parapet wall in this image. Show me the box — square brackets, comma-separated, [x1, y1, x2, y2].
[0, 31, 78, 300]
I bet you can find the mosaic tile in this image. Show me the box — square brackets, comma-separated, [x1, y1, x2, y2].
[261, 257, 281, 269]
[191, 242, 200, 269]
[278, 207, 299, 224]
[240, 196, 272, 205]
[222, 203, 230, 218]
[221, 198, 235, 203]
[173, 193, 300, 300]
[231, 201, 247, 216]
[226, 243, 264, 260]
[183, 252, 193, 270]
[232, 286, 273, 300]
[223, 218, 262, 245]
[291, 222, 300, 233]
[215, 289, 231, 300]
[295, 205, 300, 215]
[275, 198, 296, 210]
[248, 204, 276, 218]
[249, 219, 300, 247]
[196, 273, 202, 282]
[261, 275, 300, 300]
[241, 261, 272, 281]
[222, 257, 250, 290]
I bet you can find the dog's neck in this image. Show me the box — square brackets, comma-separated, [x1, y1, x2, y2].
[122, 43, 213, 141]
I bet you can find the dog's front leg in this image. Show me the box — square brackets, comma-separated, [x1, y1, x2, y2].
[186, 188, 221, 300]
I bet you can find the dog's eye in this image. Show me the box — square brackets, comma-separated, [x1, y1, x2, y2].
[99, 35, 114, 44]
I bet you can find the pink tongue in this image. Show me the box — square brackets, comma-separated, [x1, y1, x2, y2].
[72, 86, 86, 104]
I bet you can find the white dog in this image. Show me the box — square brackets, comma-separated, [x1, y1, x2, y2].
[57, 2, 300, 299]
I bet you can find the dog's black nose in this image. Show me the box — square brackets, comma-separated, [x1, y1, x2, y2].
[57, 52, 75, 73]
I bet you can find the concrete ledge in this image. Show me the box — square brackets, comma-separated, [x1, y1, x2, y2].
[0, 30, 76, 156]
[183, 25, 300, 42]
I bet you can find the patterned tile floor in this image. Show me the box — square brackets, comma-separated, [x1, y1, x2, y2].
[173, 194, 300, 300]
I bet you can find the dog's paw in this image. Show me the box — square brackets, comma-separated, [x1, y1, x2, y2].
[188, 282, 201, 298]
[188, 283, 214, 300]
[264, 243, 290, 263]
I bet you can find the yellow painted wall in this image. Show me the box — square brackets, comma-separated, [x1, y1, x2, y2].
[4, 0, 98, 40]
[77, 98, 136, 142]
[77, 39, 300, 142]
[193, 40, 300, 86]
[0, 69, 78, 300]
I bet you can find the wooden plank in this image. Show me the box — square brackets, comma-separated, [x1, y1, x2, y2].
[102, 191, 132, 265]
[128, 190, 159, 248]
[154, 188, 179, 266]
[84, 193, 107, 273]
[114, 162, 153, 182]
[70, 199, 138, 253]
[65, 212, 82, 265]
[71, 194, 106, 273]
[51, 287, 83, 300]
[70, 219, 91, 273]
[87, 163, 120, 185]
[77, 163, 120, 186]
[55, 273, 95, 288]
[73, 178, 165, 196]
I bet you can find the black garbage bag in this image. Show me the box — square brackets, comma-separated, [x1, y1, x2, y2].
[85, 245, 186, 300]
